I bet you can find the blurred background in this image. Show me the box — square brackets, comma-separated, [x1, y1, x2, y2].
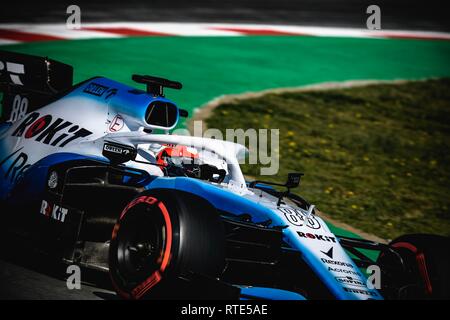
[1, 0, 449, 32]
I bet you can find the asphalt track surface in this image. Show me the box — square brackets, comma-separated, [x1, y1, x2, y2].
[0, 239, 117, 300]
[0, 1, 449, 300]
[1, 0, 449, 32]
[0, 259, 116, 300]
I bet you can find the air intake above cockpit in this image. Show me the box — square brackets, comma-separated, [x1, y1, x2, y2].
[132, 74, 182, 97]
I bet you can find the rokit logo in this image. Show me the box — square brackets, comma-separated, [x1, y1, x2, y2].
[40, 200, 68, 222]
[11, 112, 93, 147]
[278, 207, 321, 229]
[297, 232, 336, 243]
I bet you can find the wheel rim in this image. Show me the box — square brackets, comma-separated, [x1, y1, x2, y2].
[115, 206, 166, 285]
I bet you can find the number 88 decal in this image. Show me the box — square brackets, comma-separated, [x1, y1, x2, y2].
[278, 207, 321, 229]
[10, 94, 28, 122]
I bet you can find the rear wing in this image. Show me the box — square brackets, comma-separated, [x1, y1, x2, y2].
[0, 50, 73, 122]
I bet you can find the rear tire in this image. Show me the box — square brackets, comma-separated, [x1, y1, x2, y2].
[108, 190, 226, 299]
[378, 234, 450, 299]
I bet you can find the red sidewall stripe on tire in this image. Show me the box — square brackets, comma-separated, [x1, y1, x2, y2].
[392, 242, 433, 295]
[111, 195, 173, 299]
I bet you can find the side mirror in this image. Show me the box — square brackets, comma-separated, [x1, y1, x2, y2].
[179, 108, 189, 118]
[103, 142, 137, 165]
[285, 173, 304, 189]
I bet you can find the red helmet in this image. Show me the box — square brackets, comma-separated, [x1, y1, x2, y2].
[156, 144, 199, 167]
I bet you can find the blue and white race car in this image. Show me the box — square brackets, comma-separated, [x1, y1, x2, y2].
[0, 51, 449, 300]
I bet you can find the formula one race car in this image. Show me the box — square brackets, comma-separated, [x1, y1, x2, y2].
[1, 51, 449, 300]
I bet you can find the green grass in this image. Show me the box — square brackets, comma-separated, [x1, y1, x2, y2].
[206, 79, 450, 240]
[1, 35, 450, 125]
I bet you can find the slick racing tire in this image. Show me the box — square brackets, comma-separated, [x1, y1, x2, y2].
[378, 234, 450, 299]
[109, 190, 225, 299]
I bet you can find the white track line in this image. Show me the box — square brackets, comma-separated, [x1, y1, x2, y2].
[83, 22, 244, 36]
[0, 23, 123, 39]
[0, 39, 21, 45]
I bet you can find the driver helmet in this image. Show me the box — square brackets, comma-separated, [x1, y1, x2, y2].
[156, 144, 199, 167]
